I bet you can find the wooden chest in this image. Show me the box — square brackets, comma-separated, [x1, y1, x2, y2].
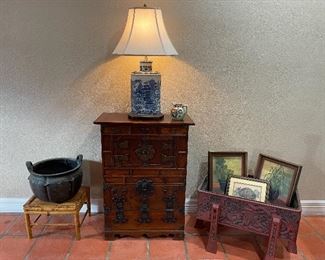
[94, 113, 194, 240]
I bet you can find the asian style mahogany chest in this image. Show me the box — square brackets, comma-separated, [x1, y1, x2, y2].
[94, 113, 194, 240]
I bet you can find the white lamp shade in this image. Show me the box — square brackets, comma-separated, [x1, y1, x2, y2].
[113, 7, 178, 56]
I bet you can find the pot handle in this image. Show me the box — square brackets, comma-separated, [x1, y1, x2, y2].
[76, 154, 83, 164]
[26, 161, 33, 173]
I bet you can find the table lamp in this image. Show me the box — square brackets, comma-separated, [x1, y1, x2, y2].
[113, 5, 178, 119]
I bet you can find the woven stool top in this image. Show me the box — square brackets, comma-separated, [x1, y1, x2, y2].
[23, 187, 89, 212]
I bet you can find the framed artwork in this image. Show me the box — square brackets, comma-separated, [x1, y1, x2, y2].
[255, 154, 302, 206]
[208, 152, 247, 193]
[227, 176, 269, 202]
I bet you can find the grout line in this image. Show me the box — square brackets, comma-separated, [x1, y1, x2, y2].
[298, 248, 308, 260]
[106, 240, 112, 260]
[3, 233, 27, 237]
[301, 230, 325, 243]
[3, 214, 20, 236]
[219, 237, 228, 260]
[183, 236, 190, 260]
[302, 217, 325, 239]
[299, 217, 317, 236]
[146, 238, 150, 260]
[23, 235, 39, 260]
[64, 235, 75, 260]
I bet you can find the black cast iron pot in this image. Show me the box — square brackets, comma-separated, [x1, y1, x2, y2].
[26, 155, 83, 203]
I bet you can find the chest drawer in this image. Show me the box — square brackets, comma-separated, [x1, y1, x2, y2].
[104, 183, 185, 211]
[102, 135, 188, 168]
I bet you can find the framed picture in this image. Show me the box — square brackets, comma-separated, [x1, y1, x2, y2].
[208, 152, 247, 193]
[227, 176, 269, 202]
[255, 154, 302, 206]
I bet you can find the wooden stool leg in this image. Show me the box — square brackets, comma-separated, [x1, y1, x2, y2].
[264, 216, 281, 260]
[74, 213, 81, 240]
[86, 187, 91, 217]
[24, 213, 33, 239]
[206, 203, 220, 254]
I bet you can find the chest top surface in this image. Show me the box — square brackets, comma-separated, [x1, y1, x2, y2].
[94, 113, 195, 126]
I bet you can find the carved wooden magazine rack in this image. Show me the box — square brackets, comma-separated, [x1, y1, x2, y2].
[196, 177, 301, 260]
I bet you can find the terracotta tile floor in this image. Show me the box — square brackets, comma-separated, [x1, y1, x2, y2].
[0, 213, 324, 260]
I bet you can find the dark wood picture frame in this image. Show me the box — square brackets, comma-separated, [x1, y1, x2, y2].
[255, 154, 302, 206]
[208, 151, 247, 193]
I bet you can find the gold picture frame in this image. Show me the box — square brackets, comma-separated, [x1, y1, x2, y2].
[227, 176, 269, 202]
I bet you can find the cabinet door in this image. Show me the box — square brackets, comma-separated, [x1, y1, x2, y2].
[104, 185, 185, 231]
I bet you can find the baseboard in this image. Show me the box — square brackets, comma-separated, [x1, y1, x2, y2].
[300, 200, 325, 215]
[1, 198, 324, 216]
[0, 198, 27, 213]
[185, 198, 197, 214]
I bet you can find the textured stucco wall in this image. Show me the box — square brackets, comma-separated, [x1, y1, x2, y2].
[1, 0, 324, 200]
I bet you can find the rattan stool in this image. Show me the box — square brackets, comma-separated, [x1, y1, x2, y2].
[23, 186, 91, 240]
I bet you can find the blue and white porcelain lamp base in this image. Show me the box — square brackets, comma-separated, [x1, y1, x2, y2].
[128, 60, 164, 120]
